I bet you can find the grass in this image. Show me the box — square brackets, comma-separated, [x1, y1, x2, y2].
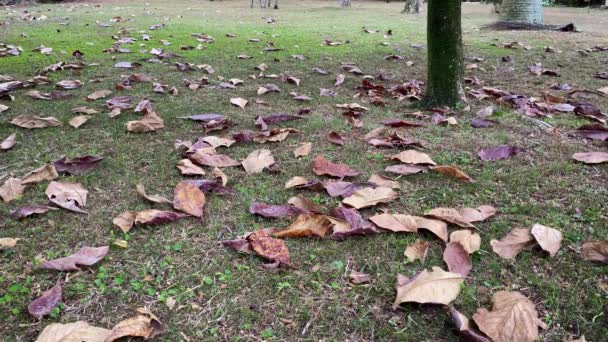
[1, 0, 607, 340]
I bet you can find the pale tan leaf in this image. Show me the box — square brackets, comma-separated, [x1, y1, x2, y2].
[105, 309, 164, 341]
[424, 208, 475, 228]
[241, 149, 274, 174]
[367, 174, 400, 189]
[21, 164, 59, 185]
[293, 142, 312, 158]
[201, 136, 235, 148]
[581, 240, 608, 263]
[404, 241, 431, 262]
[113, 211, 136, 233]
[0, 177, 25, 203]
[69, 115, 91, 128]
[126, 112, 164, 132]
[460, 205, 497, 223]
[35, 321, 110, 342]
[285, 176, 308, 189]
[136, 183, 172, 204]
[473, 291, 545, 342]
[342, 187, 398, 209]
[11, 115, 62, 129]
[414, 216, 449, 242]
[0, 237, 20, 249]
[173, 181, 206, 217]
[272, 213, 333, 238]
[230, 97, 248, 109]
[572, 152, 608, 164]
[86, 89, 112, 101]
[391, 150, 436, 165]
[1, 133, 16, 150]
[490, 227, 536, 259]
[530, 224, 562, 257]
[449, 230, 481, 254]
[45, 181, 88, 213]
[176, 159, 206, 176]
[431, 165, 473, 182]
[212, 167, 228, 185]
[349, 271, 370, 284]
[393, 267, 464, 308]
[369, 213, 417, 233]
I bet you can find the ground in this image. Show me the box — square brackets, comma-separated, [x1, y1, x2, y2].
[0, 0, 607, 341]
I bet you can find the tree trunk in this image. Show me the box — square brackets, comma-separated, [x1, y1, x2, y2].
[500, 0, 544, 24]
[425, 0, 464, 107]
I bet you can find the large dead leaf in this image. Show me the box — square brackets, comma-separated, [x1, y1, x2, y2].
[173, 181, 206, 217]
[312, 155, 360, 178]
[424, 208, 475, 228]
[272, 213, 333, 238]
[393, 267, 465, 308]
[391, 150, 436, 165]
[288, 194, 323, 213]
[449, 307, 491, 342]
[134, 209, 189, 226]
[367, 174, 400, 189]
[0, 238, 20, 249]
[342, 187, 398, 209]
[35, 321, 110, 342]
[86, 89, 112, 101]
[285, 176, 308, 189]
[443, 242, 472, 277]
[136, 183, 171, 204]
[41, 246, 109, 271]
[404, 241, 431, 263]
[572, 152, 608, 164]
[414, 217, 448, 242]
[491, 227, 536, 259]
[69, 115, 90, 128]
[21, 164, 58, 184]
[176, 159, 206, 176]
[460, 205, 497, 223]
[581, 240, 608, 263]
[28, 282, 62, 319]
[369, 213, 417, 233]
[294, 142, 312, 158]
[53, 156, 103, 175]
[385, 164, 427, 175]
[11, 115, 62, 129]
[189, 151, 240, 168]
[450, 230, 481, 254]
[201, 136, 235, 148]
[126, 111, 164, 132]
[248, 229, 291, 266]
[106, 308, 164, 341]
[250, 202, 303, 218]
[530, 224, 562, 257]
[431, 165, 473, 182]
[0, 177, 24, 202]
[230, 97, 248, 109]
[45, 181, 88, 213]
[329, 206, 378, 239]
[113, 211, 136, 233]
[1, 133, 16, 150]
[473, 291, 545, 342]
[241, 149, 275, 174]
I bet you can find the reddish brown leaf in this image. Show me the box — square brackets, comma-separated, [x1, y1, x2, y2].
[28, 282, 62, 319]
[581, 240, 608, 263]
[312, 155, 360, 178]
[41, 246, 109, 271]
[249, 203, 303, 218]
[173, 181, 206, 217]
[443, 242, 472, 277]
[11, 205, 58, 220]
[248, 230, 290, 266]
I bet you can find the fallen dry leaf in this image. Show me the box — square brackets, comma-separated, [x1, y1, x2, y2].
[28, 282, 62, 319]
[11, 115, 62, 129]
[404, 241, 431, 263]
[342, 187, 398, 209]
[431, 165, 473, 182]
[449, 307, 491, 342]
[230, 97, 248, 109]
[367, 174, 400, 189]
[460, 205, 497, 223]
[491, 227, 536, 259]
[391, 150, 436, 165]
[0, 237, 20, 249]
[393, 267, 465, 308]
[478, 145, 524, 161]
[86, 89, 112, 101]
[450, 230, 481, 254]
[414, 216, 449, 242]
[134, 209, 189, 226]
[201, 136, 235, 148]
[173, 181, 206, 217]
[530, 224, 562, 257]
[126, 111, 164, 132]
[312, 155, 360, 178]
[53, 156, 103, 175]
[35, 321, 110, 342]
[424, 208, 475, 228]
[11, 205, 57, 220]
[248, 229, 291, 266]
[69, 115, 90, 128]
[0, 177, 25, 202]
[581, 240, 608, 263]
[1, 133, 16, 150]
[176, 159, 206, 176]
[272, 213, 333, 238]
[189, 151, 240, 168]
[113, 211, 136, 233]
[21, 163, 58, 184]
[41, 246, 109, 271]
[45, 181, 88, 213]
[288, 194, 323, 213]
[241, 149, 275, 174]
[136, 183, 172, 204]
[106, 308, 164, 341]
[285, 176, 308, 189]
[349, 271, 370, 284]
[293, 142, 312, 158]
[385, 164, 427, 175]
[443, 242, 472, 277]
[473, 291, 545, 342]
[572, 152, 608, 164]
[369, 213, 417, 233]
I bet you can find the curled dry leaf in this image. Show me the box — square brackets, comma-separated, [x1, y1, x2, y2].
[28, 282, 62, 319]
[248, 229, 291, 266]
[572, 152, 608, 164]
[330, 206, 378, 239]
[176, 159, 206, 176]
[327, 131, 345, 145]
[530, 224, 562, 257]
[367, 174, 400, 189]
[288, 194, 323, 213]
[342, 187, 398, 209]
[424, 208, 475, 228]
[431, 165, 473, 182]
[53, 156, 103, 175]
[460, 205, 497, 223]
[293, 142, 312, 158]
[369, 213, 417, 233]
[312, 155, 360, 178]
[11, 205, 57, 219]
[393, 267, 465, 308]
[491, 227, 536, 259]
[136, 183, 172, 204]
[449, 307, 491, 342]
[473, 291, 545, 342]
[41, 246, 109, 271]
[404, 241, 431, 263]
[443, 242, 473, 277]
[414, 216, 449, 242]
[230, 97, 248, 109]
[86, 89, 112, 101]
[385, 164, 427, 175]
[241, 149, 275, 174]
[1, 133, 16, 150]
[349, 271, 370, 284]
[45, 181, 88, 213]
[106, 308, 164, 342]
[126, 111, 164, 132]
[69, 115, 90, 128]
[581, 240, 608, 263]
[0, 177, 25, 202]
[173, 181, 206, 217]
[285, 176, 308, 189]
[113, 211, 136, 233]
[272, 213, 334, 238]
[450, 230, 481, 254]
[35, 321, 110, 341]
[190, 151, 240, 168]
[134, 209, 189, 226]
[391, 150, 436, 165]
[11, 115, 62, 129]
[202, 136, 235, 148]
[21, 163, 58, 184]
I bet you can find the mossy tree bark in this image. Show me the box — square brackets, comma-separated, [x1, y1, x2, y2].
[424, 0, 465, 107]
[500, 0, 544, 24]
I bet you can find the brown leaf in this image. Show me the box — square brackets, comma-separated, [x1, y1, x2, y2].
[414, 216, 449, 242]
[443, 242, 472, 277]
[369, 213, 417, 233]
[35, 321, 111, 342]
[11, 115, 62, 129]
[367, 174, 400, 189]
[248, 229, 290, 266]
[41, 246, 109, 271]
[491, 227, 536, 259]
[0, 177, 25, 202]
[473, 291, 545, 342]
[285, 176, 308, 189]
[106, 308, 164, 341]
[134, 209, 189, 226]
[530, 224, 562, 257]
[581, 240, 608, 263]
[0, 238, 20, 249]
[136, 183, 172, 204]
[113, 211, 136, 233]
[69, 115, 91, 128]
[449, 307, 491, 342]
[460, 205, 497, 223]
[21, 163, 59, 184]
[385, 164, 427, 175]
[86, 89, 112, 101]
[327, 131, 345, 145]
[272, 213, 333, 238]
[201, 136, 235, 148]
[572, 152, 608, 164]
[349, 271, 370, 284]
[312, 155, 360, 178]
[391, 150, 436, 165]
[431, 165, 473, 182]
[250, 202, 303, 218]
[1, 133, 16, 150]
[190, 151, 240, 168]
[126, 111, 164, 132]
[393, 267, 464, 308]
[404, 241, 431, 263]
[173, 181, 206, 217]
[212, 167, 228, 186]
[176, 159, 206, 176]
[230, 97, 248, 109]
[11, 205, 57, 219]
[424, 208, 475, 228]
[45, 181, 88, 213]
[335, 74, 345, 86]
[241, 149, 275, 174]
[342, 187, 398, 209]
[450, 230, 481, 254]
[287, 194, 323, 213]
[28, 282, 62, 319]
